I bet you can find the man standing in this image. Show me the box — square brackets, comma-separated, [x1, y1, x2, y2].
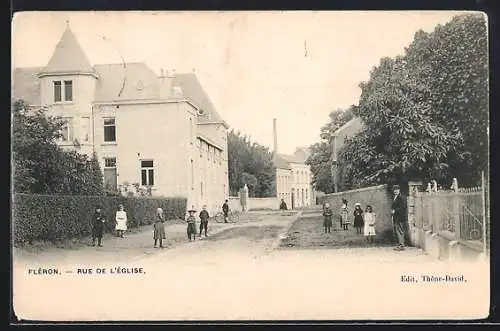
[199, 205, 210, 237]
[222, 200, 229, 223]
[391, 184, 407, 251]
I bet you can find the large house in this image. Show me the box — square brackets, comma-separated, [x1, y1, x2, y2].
[331, 117, 364, 192]
[271, 119, 314, 209]
[12, 24, 230, 215]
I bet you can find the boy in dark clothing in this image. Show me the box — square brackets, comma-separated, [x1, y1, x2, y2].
[199, 205, 210, 237]
[222, 200, 229, 223]
[186, 209, 197, 241]
[92, 206, 106, 247]
[279, 199, 288, 210]
[323, 203, 333, 233]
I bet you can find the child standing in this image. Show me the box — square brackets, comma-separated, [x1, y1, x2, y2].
[340, 199, 350, 231]
[364, 205, 376, 243]
[153, 208, 166, 248]
[115, 204, 127, 238]
[353, 203, 364, 234]
[91, 206, 106, 247]
[186, 208, 197, 241]
[323, 203, 333, 233]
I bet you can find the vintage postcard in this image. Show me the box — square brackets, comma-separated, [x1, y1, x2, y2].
[11, 11, 490, 322]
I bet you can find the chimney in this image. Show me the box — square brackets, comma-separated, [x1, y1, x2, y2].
[273, 118, 278, 154]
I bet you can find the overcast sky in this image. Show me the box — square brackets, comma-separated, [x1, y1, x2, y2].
[12, 11, 464, 154]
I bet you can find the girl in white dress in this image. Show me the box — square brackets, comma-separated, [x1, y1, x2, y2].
[363, 205, 376, 244]
[115, 204, 128, 238]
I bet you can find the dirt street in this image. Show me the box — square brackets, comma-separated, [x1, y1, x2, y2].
[12, 210, 489, 321]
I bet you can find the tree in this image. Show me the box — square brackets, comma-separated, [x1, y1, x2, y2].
[12, 99, 105, 195]
[227, 130, 276, 197]
[338, 13, 488, 189]
[306, 106, 355, 193]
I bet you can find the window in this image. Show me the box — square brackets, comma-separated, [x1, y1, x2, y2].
[141, 160, 154, 186]
[59, 117, 73, 141]
[54, 81, 62, 102]
[200, 182, 204, 198]
[54, 80, 73, 102]
[64, 81, 73, 101]
[104, 157, 117, 191]
[81, 117, 90, 142]
[104, 118, 116, 142]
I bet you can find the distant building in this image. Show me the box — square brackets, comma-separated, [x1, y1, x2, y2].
[271, 119, 313, 209]
[12, 23, 229, 215]
[331, 117, 364, 192]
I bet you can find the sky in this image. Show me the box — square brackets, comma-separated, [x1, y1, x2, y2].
[12, 11, 465, 154]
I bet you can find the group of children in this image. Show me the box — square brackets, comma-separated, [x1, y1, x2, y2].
[90, 203, 215, 249]
[322, 199, 377, 243]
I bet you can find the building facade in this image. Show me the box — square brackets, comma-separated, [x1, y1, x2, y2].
[273, 149, 314, 209]
[331, 117, 364, 192]
[12, 24, 229, 215]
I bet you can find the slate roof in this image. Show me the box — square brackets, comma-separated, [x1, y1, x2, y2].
[171, 73, 224, 125]
[273, 153, 292, 170]
[293, 146, 311, 163]
[12, 67, 41, 106]
[12, 25, 226, 128]
[40, 25, 95, 74]
[93, 63, 160, 102]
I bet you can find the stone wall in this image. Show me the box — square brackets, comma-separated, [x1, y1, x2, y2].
[317, 184, 394, 239]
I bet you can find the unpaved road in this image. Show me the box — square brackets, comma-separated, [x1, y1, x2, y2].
[12, 210, 489, 321]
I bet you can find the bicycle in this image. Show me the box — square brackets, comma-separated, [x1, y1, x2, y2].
[214, 210, 240, 223]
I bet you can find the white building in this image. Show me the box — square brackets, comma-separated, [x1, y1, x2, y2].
[271, 119, 313, 209]
[12, 23, 230, 215]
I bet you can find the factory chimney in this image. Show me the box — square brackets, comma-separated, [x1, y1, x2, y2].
[273, 118, 278, 154]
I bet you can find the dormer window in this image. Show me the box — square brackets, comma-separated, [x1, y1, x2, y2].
[53, 80, 73, 102]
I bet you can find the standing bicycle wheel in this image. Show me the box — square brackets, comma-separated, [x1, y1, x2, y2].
[214, 212, 225, 223]
[229, 211, 240, 223]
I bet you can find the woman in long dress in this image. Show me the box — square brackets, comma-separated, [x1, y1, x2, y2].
[115, 204, 128, 238]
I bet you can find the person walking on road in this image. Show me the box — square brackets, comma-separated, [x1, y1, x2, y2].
[222, 200, 230, 223]
[153, 208, 166, 248]
[323, 202, 333, 233]
[199, 205, 210, 237]
[391, 185, 407, 251]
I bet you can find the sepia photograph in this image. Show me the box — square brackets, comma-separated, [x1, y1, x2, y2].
[11, 11, 490, 321]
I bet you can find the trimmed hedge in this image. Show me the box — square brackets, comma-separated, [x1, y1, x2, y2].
[12, 193, 187, 245]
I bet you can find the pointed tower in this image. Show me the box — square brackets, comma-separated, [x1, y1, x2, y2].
[37, 22, 98, 155]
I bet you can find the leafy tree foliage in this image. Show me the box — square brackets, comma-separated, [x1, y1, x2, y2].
[12, 99, 105, 195]
[227, 130, 275, 197]
[305, 107, 355, 193]
[338, 13, 488, 189]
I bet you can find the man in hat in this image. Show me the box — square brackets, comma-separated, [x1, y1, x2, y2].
[199, 205, 210, 237]
[391, 184, 407, 251]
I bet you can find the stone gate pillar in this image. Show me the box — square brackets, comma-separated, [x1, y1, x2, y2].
[407, 181, 422, 247]
[240, 184, 249, 212]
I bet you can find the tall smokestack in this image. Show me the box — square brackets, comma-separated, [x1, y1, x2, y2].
[273, 118, 278, 154]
